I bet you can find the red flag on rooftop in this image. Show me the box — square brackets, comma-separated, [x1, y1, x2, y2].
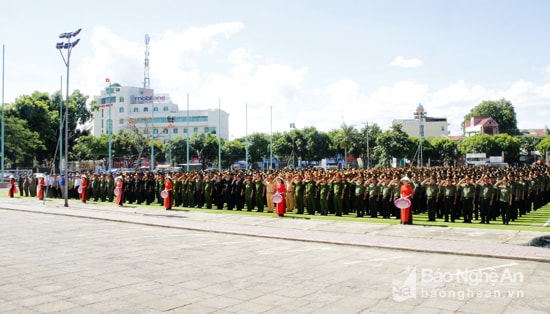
[105, 78, 110, 83]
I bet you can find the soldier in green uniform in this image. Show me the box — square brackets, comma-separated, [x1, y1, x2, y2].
[366, 177, 380, 218]
[379, 175, 392, 219]
[304, 173, 317, 215]
[317, 176, 330, 216]
[508, 175, 519, 222]
[421, 176, 439, 222]
[350, 175, 366, 217]
[440, 177, 457, 222]
[253, 173, 265, 212]
[457, 176, 475, 223]
[476, 175, 494, 224]
[187, 174, 196, 208]
[330, 174, 344, 216]
[244, 175, 254, 211]
[204, 174, 214, 209]
[494, 177, 513, 225]
[195, 174, 205, 208]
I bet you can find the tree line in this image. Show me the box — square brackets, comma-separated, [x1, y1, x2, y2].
[1, 91, 549, 171]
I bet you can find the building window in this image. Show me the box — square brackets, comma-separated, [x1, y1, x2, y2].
[193, 127, 198, 133]
[119, 107, 124, 113]
[153, 107, 158, 112]
[143, 129, 148, 134]
[119, 119, 124, 124]
[153, 129, 158, 134]
[163, 128, 168, 134]
[173, 128, 178, 134]
[143, 107, 148, 112]
[133, 107, 139, 112]
[163, 106, 169, 111]
[184, 128, 188, 134]
[441, 126, 445, 131]
[119, 96, 124, 102]
[204, 127, 210, 133]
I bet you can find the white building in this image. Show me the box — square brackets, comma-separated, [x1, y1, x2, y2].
[92, 84, 229, 142]
[392, 104, 450, 138]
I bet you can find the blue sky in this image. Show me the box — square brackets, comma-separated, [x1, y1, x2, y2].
[2, 0, 550, 138]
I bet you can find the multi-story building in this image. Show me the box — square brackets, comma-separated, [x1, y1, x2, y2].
[92, 84, 229, 142]
[392, 104, 450, 138]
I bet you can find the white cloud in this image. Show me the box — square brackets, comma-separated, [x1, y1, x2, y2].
[76, 25, 550, 139]
[390, 56, 424, 68]
[545, 65, 550, 73]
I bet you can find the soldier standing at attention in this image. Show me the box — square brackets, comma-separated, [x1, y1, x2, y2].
[330, 174, 345, 217]
[253, 173, 265, 212]
[494, 177, 513, 225]
[421, 176, 439, 222]
[366, 177, 380, 218]
[304, 173, 317, 215]
[476, 175, 494, 224]
[350, 175, 366, 217]
[440, 177, 457, 222]
[379, 175, 392, 219]
[317, 175, 330, 216]
[457, 176, 475, 223]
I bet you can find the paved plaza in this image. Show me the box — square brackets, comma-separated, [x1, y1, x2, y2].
[0, 197, 549, 313]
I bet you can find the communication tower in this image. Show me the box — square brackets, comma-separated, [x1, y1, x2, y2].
[143, 34, 150, 89]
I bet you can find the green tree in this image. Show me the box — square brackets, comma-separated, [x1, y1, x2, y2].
[458, 134, 497, 156]
[357, 123, 382, 168]
[518, 135, 542, 164]
[492, 133, 520, 163]
[302, 127, 331, 162]
[463, 98, 520, 135]
[430, 137, 458, 165]
[222, 139, 246, 168]
[247, 133, 270, 165]
[536, 136, 550, 158]
[331, 123, 360, 168]
[190, 132, 220, 169]
[2, 116, 46, 167]
[373, 124, 414, 167]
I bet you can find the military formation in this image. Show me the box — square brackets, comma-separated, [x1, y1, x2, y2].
[16, 164, 550, 225]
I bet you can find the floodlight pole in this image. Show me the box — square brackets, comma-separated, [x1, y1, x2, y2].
[56, 28, 81, 207]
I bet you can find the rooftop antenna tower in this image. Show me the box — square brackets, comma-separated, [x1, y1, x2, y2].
[143, 34, 150, 89]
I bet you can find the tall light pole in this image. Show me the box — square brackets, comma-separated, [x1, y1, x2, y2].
[245, 102, 248, 170]
[217, 99, 221, 171]
[413, 103, 426, 167]
[167, 116, 175, 166]
[59, 76, 63, 174]
[186, 94, 189, 172]
[150, 93, 155, 172]
[56, 28, 81, 207]
[1, 44, 5, 183]
[105, 80, 114, 171]
[290, 123, 296, 168]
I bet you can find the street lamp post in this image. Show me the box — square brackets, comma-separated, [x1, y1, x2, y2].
[413, 103, 426, 167]
[105, 82, 114, 171]
[290, 123, 296, 168]
[167, 116, 175, 166]
[56, 28, 81, 207]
